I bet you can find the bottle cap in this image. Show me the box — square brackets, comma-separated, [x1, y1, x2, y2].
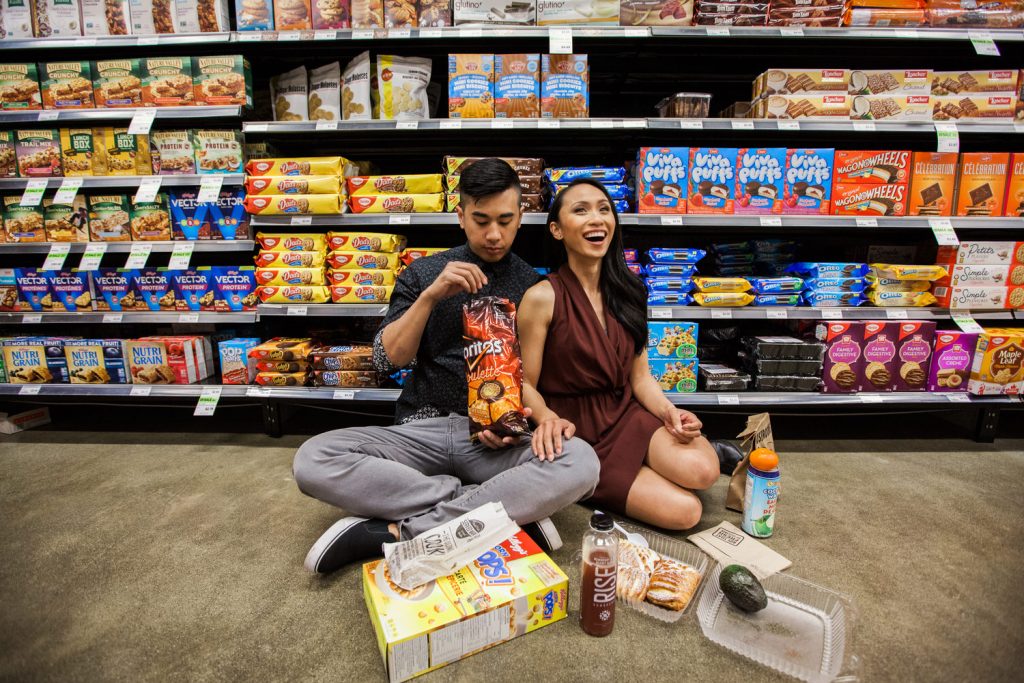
[590, 512, 614, 532]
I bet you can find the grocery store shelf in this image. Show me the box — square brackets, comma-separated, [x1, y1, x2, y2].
[0, 32, 232, 50]
[648, 119, 1024, 134]
[250, 213, 479, 227]
[666, 391, 1018, 406]
[0, 174, 244, 190]
[244, 118, 647, 133]
[0, 106, 242, 124]
[256, 303, 388, 318]
[648, 307, 1017, 321]
[0, 383, 402, 400]
[0, 311, 256, 324]
[0, 240, 254, 254]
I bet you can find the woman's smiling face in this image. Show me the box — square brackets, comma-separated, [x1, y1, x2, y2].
[550, 183, 616, 259]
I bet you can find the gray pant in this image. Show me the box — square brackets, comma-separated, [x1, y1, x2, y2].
[293, 414, 600, 539]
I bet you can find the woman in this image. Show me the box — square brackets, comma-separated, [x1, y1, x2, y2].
[518, 179, 721, 530]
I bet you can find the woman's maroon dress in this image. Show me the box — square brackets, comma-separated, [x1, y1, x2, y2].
[536, 265, 663, 513]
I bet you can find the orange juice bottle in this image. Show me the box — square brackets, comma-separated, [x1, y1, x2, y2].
[742, 448, 780, 538]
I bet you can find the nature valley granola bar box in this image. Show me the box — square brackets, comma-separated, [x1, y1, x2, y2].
[0, 62, 42, 110]
[141, 57, 194, 107]
[81, 0, 131, 34]
[150, 130, 196, 175]
[60, 128, 101, 176]
[193, 55, 253, 108]
[192, 129, 243, 174]
[87, 195, 131, 241]
[0, 0, 35, 38]
[98, 127, 151, 176]
[363, 530, 568, 683]
[43, 195, 88, 242]
[15, 128, 62, 177]
[3, 196, 45, 242]
[129, 193, 172, 241]
[0, 131, 16, 177]
[41, 61, 95, 109]
[92, 59, 143, 108]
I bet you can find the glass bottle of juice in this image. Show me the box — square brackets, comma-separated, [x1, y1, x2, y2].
[742, 448, 780, 538]
[580, 511, 617, 637]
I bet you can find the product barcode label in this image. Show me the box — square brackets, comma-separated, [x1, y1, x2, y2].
[389, 28, 411, 39]
[313, 30, 335, 40]
[440, 120, 462, 129]
[946, 393, 971, 402]
[22, 314, 42, 324]
[759, 216, 782, 227]
[53, 177, 84, 204]
[852, 121, 876, 132]
[396, 121, 419, 130]
[777, 120, 800, 130]
[860, 394, 884, 403]
[590, 120, 614, 129]
[491, 119, 514, 129]
[353, 29, 374, 39]
[287, 305, 307, 316]
[315, 120, 339, 131]
[969, 30, 1000, 56]
[935, 123, 959, 153]
[952, 312, 985, 334]
[885, 308, 909, 319]
[766, 309, 788, 319]
[246, 386, 272, 397]
[538, 120, 561, 129]
[679, 120, 703, 129]
[929, 218, 959, 246]
[178, 313, 200, 323]
[420, 28, 443, 38]
[41, 243, 71, 271]
[822, 309, 843, 319]
[102, 312, 123, 324]
[37, 109, 60, 121]
[731, 120, 754, 130]
[194, 387, 222, 416]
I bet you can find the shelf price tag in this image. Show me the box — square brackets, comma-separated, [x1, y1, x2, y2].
[711, 309, 733, 319]
[549, 27, 573, 54]
[22, 314, 42, 324]
[125, 242, 153, 269]
[179, 313, 200, 323]
[623, 120, 646, 129]
[852, 121, 876, 132]
[759, 216, 782, 227]
[717, 394, 740, 405]
[766, 309, 789, 319]
[353, 29, 374, 39]
[396, 121, 419, 130]
[333, 390, 356, 400]
[952, 312, 985, 334]
[290, 215, 312, 226]
[779, 27, 804, 37]
[894, 28, 919, 39]
[731, 119, 754, 130]
[287, 305, 308, 316]
[678, 119, 703, 129]
[590, 119, 614, 129]
[37, 109, 60, 121]
[246, 386, 273, 397]
[315, 119, 339, 131]
[278, 31, 300, 41]
[197, 175, 224, 204]
[929, 217, 959, 246]
[78, 243, 108, 271]
[20, 178, 48, 207]
[19, 385, 42, 395]
[660, 215, 683, 226]
[130, 385, 152, 396]
[538, 119, 561, 129]
[822, 309, 843, 319]
[134, 176, 163, 203]
[885, 308, 909, 319]
[389, 28, 412, 39]
[420, 28, 443, 38]
[440, 120, 462, 130]
[42, 243, 72, 271]
[458, 27, 483, 38]
[651, 308, 672, 319]
[53, 176, 84, 205]
[935, 122, 959, 153]
[491, 119, 514, 129]
[313, 30, 335, 40]
[856, 217, 878, 228]
[238, 32, 262, 42]
[128, 108, 157, 135]
[859, 393, 884, 403]
[168, 241, 195, 270]
[705, 26, 730, 36]
[246, 123, 268, 132]
[389, 214, 412, 225]
[102, 312, 123, 324]
[777, 120, 800, 130]
[624, 27, 647, 37]
[194, 387, 222, 416]
[969, 30, 1000, 56]
[946, 393, 971, 402]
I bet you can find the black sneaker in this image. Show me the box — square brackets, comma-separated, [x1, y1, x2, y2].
[520, 517, 563, 553]
[711, 439, 745, 476]
[303, 517, 395, 575]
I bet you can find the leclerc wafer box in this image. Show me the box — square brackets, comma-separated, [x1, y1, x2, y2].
[363, 529, 568, 683]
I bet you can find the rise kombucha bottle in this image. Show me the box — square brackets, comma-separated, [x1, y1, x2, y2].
[580, 511, 617, 637]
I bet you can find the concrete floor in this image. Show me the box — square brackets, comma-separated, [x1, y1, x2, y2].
[1, 429, 1023, 683]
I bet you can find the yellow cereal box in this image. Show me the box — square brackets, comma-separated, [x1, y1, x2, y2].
[98, 127, 152, 176]
[60, 128, 101, 176]
[363, 530, 568, 683]
[968, 328, 1024, 395]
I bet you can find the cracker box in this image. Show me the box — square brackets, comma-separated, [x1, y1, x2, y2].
[81, 0, 131, 34]
[1002, 152, 1024, 217]
[60, 128, 99, 177]
[141, 57, 194, 107]
[40, 61, 95, 109]
[0, 62, 42, 110]
[98, 128, 152, 176]
[649, 358, 699, 392]
[908, 152, 957, 217]
[192, 129, 243, 174]
[636, 147, 688, 214]
[0, 0, 35, 38]
[43, 195, 89, 242]
[831, 183, 908, 217]
[65, 339, 129, 384]
[816, 320, 864, 393]
[783, 148, 833, 215]
[363, 530, 567, 683]
[132, 269, 176, 311]
[968, 328, 1024, 395]
[448, 54, 494, 119]
[453, 0, 536, 25]
[859, 320, 898, 392]
[219, 338, 260, 384]
[2, 340, 67, 383]
[647, 321, 698, 359]
[15, 129, 62, 177]
[150, 130, 196, 175]
[92, 59, 143, 108]
[541, 54, 588, 118]
[14, 268, 51, 310]
[3, 197, 46, 242]
[212, 266, 258, 311]
[90, 268, 139, 311]
[172, 268, 217, 311]
[538, 0, 617, 24]
[687, 147, 737, 214]
[956, 152, 1009, 217]
[274, 0, 312, 29]
[834, 150, 911, 186]
[893, 321, 935, 392]
[130, 193, 172, 241]
[32, 0, 83, 36]
[87, 195, 132, 242]
[0, 130, 16, 177]
[494, 54, 540, 119]
[935, 242, 1024, 267]
[193, 55, 253, 108]
[735, 147, 785, 215]
[235, 0, 275, 29]
[928, 330, 977, 392]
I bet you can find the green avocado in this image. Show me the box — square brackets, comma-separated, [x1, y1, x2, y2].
[719, 564, 768, 613]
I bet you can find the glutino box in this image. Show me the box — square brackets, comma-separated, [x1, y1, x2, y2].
[363, 530, 567, 683]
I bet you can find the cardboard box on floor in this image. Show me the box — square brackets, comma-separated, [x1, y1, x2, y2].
[0, 407, 51, 434]
[364, 529, 568, 683]
[726, 412, 774, 513]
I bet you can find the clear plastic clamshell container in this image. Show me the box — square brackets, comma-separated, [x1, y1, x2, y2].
[697, 563, 859, 683]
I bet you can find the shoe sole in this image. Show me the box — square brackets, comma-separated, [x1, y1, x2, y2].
[303, 516, 368, 574]
[535, 517, 563, 552]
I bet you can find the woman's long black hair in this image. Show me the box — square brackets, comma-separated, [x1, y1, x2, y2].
[545, 178, 648, 354]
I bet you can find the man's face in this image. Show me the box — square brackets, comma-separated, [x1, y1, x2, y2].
[456, 188, 522, 263]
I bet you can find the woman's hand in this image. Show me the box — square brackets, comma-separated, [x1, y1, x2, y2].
[531, 418, 576, 462]
[659, 404, 702, 444]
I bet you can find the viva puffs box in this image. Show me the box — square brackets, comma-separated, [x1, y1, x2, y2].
[783, 148, 834, 214]
[363, 530, 568, 683]
[1003, 152, 1024, 217]
[956, 152, 1009, 217]
[688, 147, 737, 214]
[734, 147, 785, 214]
[908, 152, 958, 217]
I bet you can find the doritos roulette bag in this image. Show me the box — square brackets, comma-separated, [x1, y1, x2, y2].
[463, 296, 530, 442]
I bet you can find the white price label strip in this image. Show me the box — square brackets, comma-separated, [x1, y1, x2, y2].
[822, 309, 843, 319]
[624, 27, 647, 37]
[389, 28, 412, 38]
[491, 119, 514, 129]
[969, 30, 1000, 56]
[952, 312, 985, 334]
[458, 28, 483, 38]
[856, 217, 878, 228]
[78, 243, 108, 271]
[590, 120, 614, 129]
[246, 386, 272, 397]
[22, 314, 42, 324]
[731, 120, 754, 130]
[353, 29, 374, 39]
[194, 387, 222, 417]
[247, 123, 268, 132]
[389, 214, 412, 225]
[313, 30, 335, 40]
[538, 120, 561, 130]
[125, 242, 153, 269]
[130, 385, 152, 396]
[860, 393, 884, 404]
[929, 218, 959, 246]
[946, 393, 971, 402]
[623, 120, 645, 129]
[179, 313, 200, 323]
[42, 243, 72, 271]
[128, 109, 157, 135]
[20, 179, 48, 207]
[759, 216, 782, 227]
[894, 29, 919, 39]
[315, 120, 339, 131]
[679, 119, 703, 129]
[333, 390, 356, 400]
[287, 305, 308, 316]
[852, 121, 876, 132]
[706, 26, 730, 36]
[420, 28, 443, 38]
[766, 309, 789, 319]
[396, 121, 419, 130]
[711, 309, 733, 319]
[935, 123, 959, 153]
[196, 175, 224, 204]
[440, 120, 462, 130]
[53, 176, 84, 204]
[278, 31, 300, 41]
[102, 312, 123, 324]
[549, 27, 573, 54]
[291, 215, 312, 226]
[779, 27, 804, 37]
[137, 36, 159, 46]
[134, 176, 163, 204]
[168, 241, 195, 270]
[37, 110, 60, 121]
[660, 215, 683, 226]
[717, 394, 740, 405]
[19, 385, 42, 395]
[651, 308, 672, 319]
[886, 308, 909, 319]
[777, 120, 800, 130]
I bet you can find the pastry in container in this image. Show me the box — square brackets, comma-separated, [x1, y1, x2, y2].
[656, 92, 711, 118]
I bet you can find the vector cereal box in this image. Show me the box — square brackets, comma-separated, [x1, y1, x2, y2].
[734, 147, 785, 215]
[687, 147, 737, 214]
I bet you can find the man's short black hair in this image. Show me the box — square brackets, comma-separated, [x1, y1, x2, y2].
[459, 158, 522, 205]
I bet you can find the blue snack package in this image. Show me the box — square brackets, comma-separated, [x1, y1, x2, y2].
[752, 294, 802, 306]
[645, 263, 698, 277]
[710, 241, 751, 256]
[802, 291, 867, 307]
[172, 268, 217, 311]
[787, 262, 869, 278]
[647, 292, 693, 306]
[649, 358, 699, 393]
[613, 199, 630, 213]
[47, 270, 90, 312]
[546, 166, 627, 184]
[749, 276, 804, 294]
[91, 269, 139, 311]
[647, 322, 699, 359]
[133, 269, 178, 311]
[646, 248, 707, 264]
[802, 277, 868, 293]
[212, 266, 258, 311]
[645, 277, 696, 293]
[15, 269, 52, 312]
[555, 183, 633, 201]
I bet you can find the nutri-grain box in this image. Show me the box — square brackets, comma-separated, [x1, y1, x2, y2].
[783, 148, 833, 215]
[541, 54, 588, 118]
[41, 61, 95, 109]
[734, 147, 785, 215]
[141, 57, 194, 107]
[636, 147, 688, 214]
[192, 55, 253, 108]
[92, 59, 143, 108]
[494, 54, 540, 119]
[928, 330, 978, 392]
[687, 147, 737, 214]
[65, 339, 129, 384]
[956, 152, 1009, 217]
[0, 62, 42, 110]
[908, 151, 957, 217]
[816, 320, 864, 393]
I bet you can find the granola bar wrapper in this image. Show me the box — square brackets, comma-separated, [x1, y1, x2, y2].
[463, 296, 530, 442]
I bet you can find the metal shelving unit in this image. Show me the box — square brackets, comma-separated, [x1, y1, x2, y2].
[0, 106, 243, 124]
[0, 240, 254, 254]
[0, 174, 244, 190]
[0, 311, 256, 324]
[666, 391, 1017, 406]
[245, 118, 648, 133]
[256, 303, 389, 318]
[648, 307, 1018, 321]
[0, 32, 233, 50]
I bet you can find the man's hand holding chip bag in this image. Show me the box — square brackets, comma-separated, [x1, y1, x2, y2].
[424, 262, 489, 303]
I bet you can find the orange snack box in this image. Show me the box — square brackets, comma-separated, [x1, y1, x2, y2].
[1003, 152, 1024, 217]
[955, 152, 1009, 217]
[908, 152, 958, 217]
[831, 182, 908, 216]
[833, 150, 911, 185]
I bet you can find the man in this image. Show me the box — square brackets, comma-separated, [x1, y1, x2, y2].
[293, 158, 601, 574]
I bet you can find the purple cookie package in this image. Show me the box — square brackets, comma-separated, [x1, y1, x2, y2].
[815, 320, 864, 394]
[860, 321, 898, 392]
[928, 330, 979, 392]
[893, 321, 936, 392]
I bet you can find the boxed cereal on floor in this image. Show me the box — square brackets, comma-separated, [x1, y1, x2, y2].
[0, 63, 42, 110]
[968, 328, 1024, 395]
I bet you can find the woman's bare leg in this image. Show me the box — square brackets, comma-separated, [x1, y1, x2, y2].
[645, 427, 719, 491]
[624, 465, 704, 530]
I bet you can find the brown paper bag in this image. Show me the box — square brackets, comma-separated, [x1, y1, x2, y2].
[725, 412, 774, 513]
